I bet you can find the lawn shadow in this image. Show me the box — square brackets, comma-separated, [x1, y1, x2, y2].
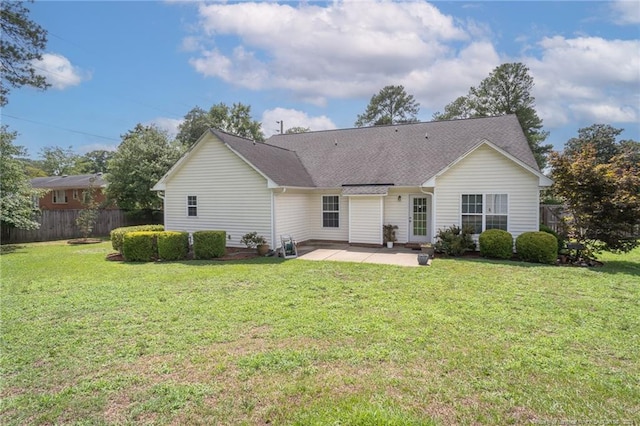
[439, 255, 640, 276]
[115, 257, 287, 267]
[594, 260, 640, 277]
[0, 244, 28, 255]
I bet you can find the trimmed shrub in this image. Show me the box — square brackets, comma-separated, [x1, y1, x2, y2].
[434, 225, 476, 256]
[157, 231, 189, 261]
[516, 231, 558, 265]
[479, 229, 513, 259]
[122, 231, 160, 262]
[193, 230, 226, 259]
[539, 224, 563, 254]
[111, 224, 164, 253]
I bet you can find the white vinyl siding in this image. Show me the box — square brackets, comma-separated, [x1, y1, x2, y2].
[348, 196, 383, 244]
[308, 190, 349, 241]
[273, 190, 312, 246]
[383, 189, 411, 244]
[162, 134, 272, 247]
[435, 144, 540, 241]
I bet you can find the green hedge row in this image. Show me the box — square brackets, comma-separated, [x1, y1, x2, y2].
[111, 225, 164, 253]
[112, 226, 227, 262]
[193, 230, 226, 260]
[157, 231, 190, 261]
[122, 231, 161, 262]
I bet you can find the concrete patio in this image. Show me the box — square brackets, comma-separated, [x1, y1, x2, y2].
[295, 243, 431, 267]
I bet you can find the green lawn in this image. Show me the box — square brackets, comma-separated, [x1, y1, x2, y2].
[1, 241, 638, 425]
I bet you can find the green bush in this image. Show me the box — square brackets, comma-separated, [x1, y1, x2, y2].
[122, 231, 160, 262]
[193, 230, 226, 259]
[539, 224, 563, 254]
[111, 224, 164, 253]
[157, 231, 189, 261]
[479, 229, 513, 259]
[516, 231, 558, 265]
[434, 225, 476, 256]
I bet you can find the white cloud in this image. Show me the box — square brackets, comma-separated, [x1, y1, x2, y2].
[528, 36, 640, 127]
[184, 1, 639, 134]
[33, 53, 90, 90]
[77, 143, 117, 155]
[261, 108, 337, 138]
[609, 0, 640, 25]
[148, 117, 183, 139]
[188, 1, 475, 104]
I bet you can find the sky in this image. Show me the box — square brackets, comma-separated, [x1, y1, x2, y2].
[4, 0, 640, 159]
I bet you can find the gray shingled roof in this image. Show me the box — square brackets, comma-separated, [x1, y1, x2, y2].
[31, 174, 107, 189]
[211, 130, 315, 187]
[265, 115, 538, 188]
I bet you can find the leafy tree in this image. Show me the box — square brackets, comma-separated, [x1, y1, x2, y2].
[75, 178, 99, 240]
[285, 126, 310, 134]
[176, 102, 265, 147]
[0, 0, 49, 106]
[0, 125, 46, 235]
[549, 143, 639, 254]
[106, 124, 183, 210]
[39, 145, 80, 176]
[355, 85, 420, 127]
[434, 63, 551, 169]
[77, 149, 113, 174]
[564, 124, 624, 164]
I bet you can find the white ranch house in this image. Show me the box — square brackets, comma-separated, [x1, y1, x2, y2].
[153, 115, 552, 249]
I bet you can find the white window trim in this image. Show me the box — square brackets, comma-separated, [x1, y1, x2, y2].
[187, 195, 198, 218]
[460, 193, 509, 234]
[72, 189, 79, 200]
[321, 194, 340, 228]
[52, 190, 67, 204]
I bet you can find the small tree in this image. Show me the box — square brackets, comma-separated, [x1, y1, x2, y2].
[355, 85, 420, 127]
[549, 144, 640, 254]
[1, 126, 46, 239]
[434, 63, 551, 169]
[176, 102, 265, 147]
[75, 178, 100, 240]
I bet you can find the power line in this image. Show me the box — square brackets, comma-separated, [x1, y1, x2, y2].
[2, 113, 120, 142]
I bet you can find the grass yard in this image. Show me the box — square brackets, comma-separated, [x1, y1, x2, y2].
[1, 241, 638, 425]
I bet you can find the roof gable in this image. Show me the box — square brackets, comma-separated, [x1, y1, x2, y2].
[153, 129, 314, 191]
[421, 139, 552, 187]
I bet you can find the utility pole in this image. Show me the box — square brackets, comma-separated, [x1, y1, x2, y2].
[276, 120, 283, 134]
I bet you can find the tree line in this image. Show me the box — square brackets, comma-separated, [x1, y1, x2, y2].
[1, 1, 638, 254]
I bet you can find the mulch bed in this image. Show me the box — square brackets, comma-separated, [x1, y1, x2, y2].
[105, 247, 262, 262]
[68, 238, 102, 245]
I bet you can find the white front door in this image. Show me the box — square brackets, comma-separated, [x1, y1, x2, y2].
[409, 195, 431, 243]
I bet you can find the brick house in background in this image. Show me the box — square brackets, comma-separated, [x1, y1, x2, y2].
[31, 173, 112, 210]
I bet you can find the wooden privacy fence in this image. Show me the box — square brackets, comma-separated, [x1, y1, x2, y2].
[540, 204, 566, 233]
[3, 209, 128, 244]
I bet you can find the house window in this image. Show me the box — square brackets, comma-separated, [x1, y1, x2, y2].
[72, 189, 79, 200]
[322, 195, 339, 228]
[52, 190, 67, 204]
[485, 194, 508, 231]
[187, 196, 197, 217]
[461, 193, 508, 233]
[461, 194, 483, 234]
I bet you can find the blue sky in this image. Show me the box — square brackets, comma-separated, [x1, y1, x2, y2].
[4, 0, 639, 159]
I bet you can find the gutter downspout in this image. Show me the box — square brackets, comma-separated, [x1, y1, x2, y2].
[271, 187, 287, 250]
